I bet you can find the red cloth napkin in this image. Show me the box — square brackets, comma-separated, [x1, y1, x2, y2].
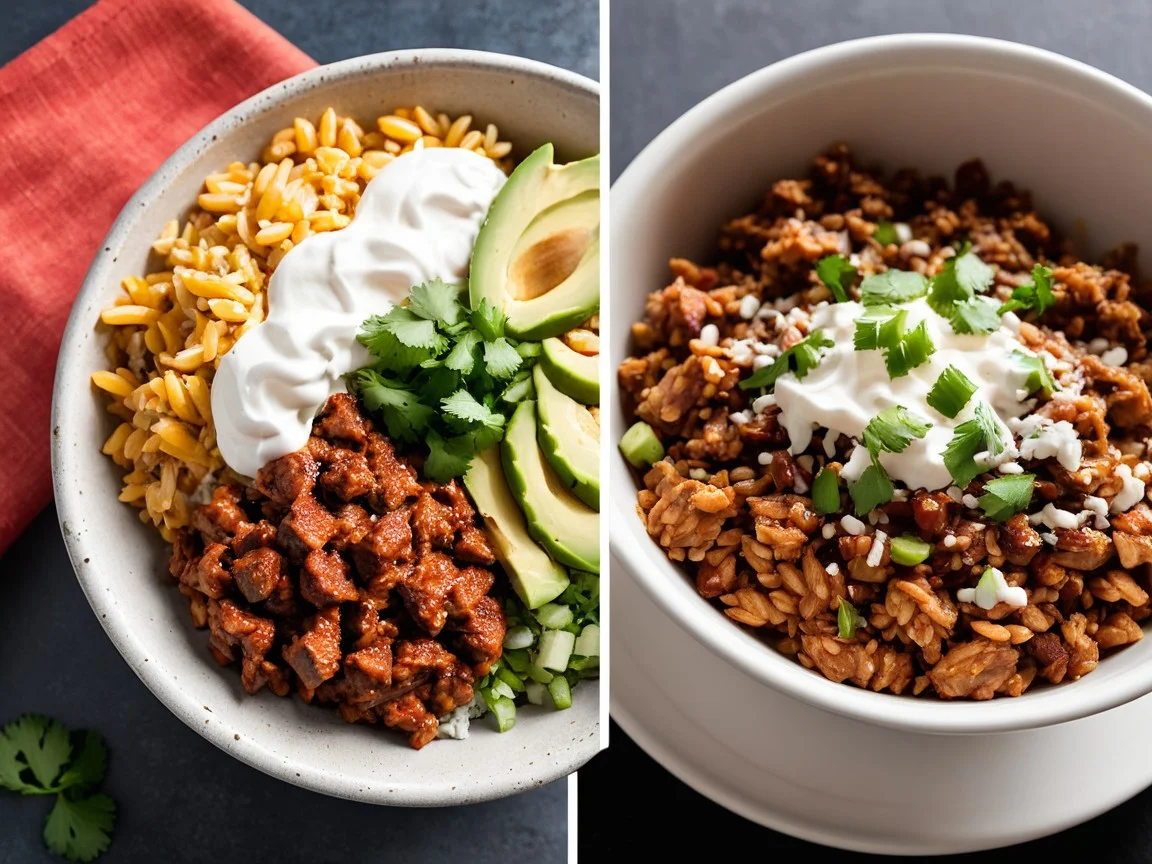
[0, 0, 314, 554]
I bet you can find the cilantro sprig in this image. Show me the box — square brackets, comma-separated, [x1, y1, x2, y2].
[977, 474, 1036, 522]
[351, 280, 538, 481]
[852, 305, 935, 378]
[0, 715, 116, 862]
[999, 264, 1055, 317]
[862, 406, 932, 457]
[860, 270, 928, 306]
[927, 243, 996, 317]
[739, 329, 833, 391]
[815, 255, 856, 303]
[942, 401, 1006, 487]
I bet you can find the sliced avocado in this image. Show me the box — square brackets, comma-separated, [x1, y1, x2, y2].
[540, 337, 599, 405]
[470, 144, 600, 341]
[501, 400, 600, 573]
[534, 365, 599, 510]
[463, 447, 569, 609]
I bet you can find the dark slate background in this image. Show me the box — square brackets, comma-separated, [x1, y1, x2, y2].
[0, 2, 596, 862]
[587, 0, 1152, 861]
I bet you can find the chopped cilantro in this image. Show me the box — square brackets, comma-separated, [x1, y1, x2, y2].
[837, 597, 862, 639]
[862, 406, 932, 458]
[950, 296, 1001, 335]
[884, 320, 935, 378]
[977, 474, 1036, 522]
[927, 244, 995, 316]
[815, 255, 856, 303]
[926, 366, 977, 418]
[873, 222, 900, 247]
[941, 401, 1004, 487]
[849, 462, 894, 515]
[739, 330, 833, 391]
[853, 305, 906, 351]
[860, 270, 928, 306]
[999, 264, 1056, 317]
[1012, 351, 1057, 398]
[811, 467, 841, 515]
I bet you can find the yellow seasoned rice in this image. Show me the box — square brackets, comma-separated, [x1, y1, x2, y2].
[92, 106, 514, 543]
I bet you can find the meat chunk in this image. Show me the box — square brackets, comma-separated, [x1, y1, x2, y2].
[440, 481, 495, 564]
[277, 493, 338, 562]
[346, 599, 398, 650]
[330, 503, 373, 551]
[282, 607, 342, 690]
[365, 433, 422, 511]
[399, 551, 462, 634]
[411, 491, 456, 552]
[379, 692, 439, 750]
[927, 642, 1020, 700]
[320, 450, 375, 502]
[232, 520, 278, 556]
[255, 451, 319, 505]
[207, 599, 277, 695]
[999, 513, 1042, 566]
[1050, 528, 1114, 571]
[351, 508, 412, 579]
[345, 642, 393, 687]
[184, 543, 232, 599]
[315, 393, 373, 446]
[232, 547, 284, 603]
[1028, 631, 1070, 684]
[799, 635, 913, 694]
[1114, 532, 1152, 568]
[300, 548, 359, 608]
[191, 485, 247, 544]
[454, 595, 506, 675]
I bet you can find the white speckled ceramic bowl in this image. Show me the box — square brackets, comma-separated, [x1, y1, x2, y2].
[53, 49, 599, 806]
[610, 34, 1152, 737]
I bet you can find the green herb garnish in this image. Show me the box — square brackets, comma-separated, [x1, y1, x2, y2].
[815, 254, 857, 303]
[849, 462, 895, 515]
[352, 280, 537, 481]
[884, 320, 935, 378]
[0, 715, 116, 862]
[941, 401, 1005, 487]
[739, 329, 833, 391]
[889, 534, 932, 566]
[862, 406, 932, 458]
[977, 474, 1036, 522]
[860, 270, 928, 306]
[926, 365, 978, 418]
[811, 467, 841, 515]
[950, 296, 1001, 335]
[999, 264, 1056, 317]
[873, 222, 900, 247]
[927, 243, 995, 317]
[1012, 351, 1057, 398]
[853, 305, 906, 351]
[837, 596, 864, 639]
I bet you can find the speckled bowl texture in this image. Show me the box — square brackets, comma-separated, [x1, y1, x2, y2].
[52, 49, 600, 806]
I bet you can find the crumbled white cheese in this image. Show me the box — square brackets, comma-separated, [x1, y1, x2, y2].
[826, 562, 840, 577]
[729, 411, 750, 426]
[699, 323, 720, 346]
[891, 488, 909, 502]
[841, 514, 866, 536]
[1018, 418, 1082, 471]
[946, 486, 964, 504]
[1083, 495, 1110, 529]
[1029, 502, 1079, 530]
[866, 531, 888, 567]
[1101, 346, 1129, 367]
[752, 354, 774, 370]
[689, 468, 709, 481]
[956, 567, 1027, 610]
[752, 393, 777, 414]
[1041, 532, 1058, 545]
[436, 697, 487, 740]
[848, 253, 862, 268]
[943, 535, 956, 549]
[727, 339, 755, 366]
[839, 444, 872, 483]
[821, 523, 837, 540]
[1111, 463, 1146, 513]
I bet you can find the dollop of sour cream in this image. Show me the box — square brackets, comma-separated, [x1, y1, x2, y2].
[212, 148, 507, 477]
[773, 297, 1036, 490]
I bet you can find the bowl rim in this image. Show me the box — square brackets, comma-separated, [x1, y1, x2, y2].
[52, 47, 599, 805]
[609, 32, 1152, 735]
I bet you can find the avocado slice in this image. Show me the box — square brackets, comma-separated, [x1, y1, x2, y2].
[501, 400, 600, 573]
[540, 337, 599, 405]
[470, 144, 600, 341]
[463, 447, 569, 609]
[534, 365, 599, 510]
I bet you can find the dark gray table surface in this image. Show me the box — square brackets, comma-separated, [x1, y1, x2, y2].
[0, 2, 596, 862]
[596, 0, 1152, 860]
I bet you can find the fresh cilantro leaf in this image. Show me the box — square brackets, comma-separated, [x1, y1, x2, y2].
[471, 298, 506, 341]
[56, 733, 106, 792]
[470, 423, 505, 452]
[926, 365, 977, 418]
[928, 246, 995, 316]
[977, 475, 1036, 522]
[444, 329, 481, 374]
[974, 401, 1005, 458]
[862, 406, 932, 458]
[849, 462, 894, 515]
[3, 716, 70, 790]
[837, 597, 864, 639]
[43, 793, 115, 863]
[860, 270, 928, 306]
[483, 337, 523, 379]
[815, 255, 856, 303]
[382, 307, 448, 352]
[442, 389, 505, 429]
[884, 320, 934, 378]
[951, 296, 1001, 335]
[0, 734, 41, 795]
[1012, 351, 1057, 398]
[739, 330, 832, 391]
[354, 371, 435, 442]
[357, 317, 437, 374]
[941, 403, 1004, 487]
[424, 430, 476, 482]
[873, 222, 900, 246]
[407, 279, 465, 325]
[999, 264, 1056, 317]
[853, 306, 906, 351]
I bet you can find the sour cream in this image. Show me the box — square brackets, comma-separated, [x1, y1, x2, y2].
[773, 297, 1036, 490]
[212, 149, 507, 477]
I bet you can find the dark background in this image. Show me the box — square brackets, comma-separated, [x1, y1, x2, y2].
[0, 1, 596, 863]
[588, 0, 1152, 861]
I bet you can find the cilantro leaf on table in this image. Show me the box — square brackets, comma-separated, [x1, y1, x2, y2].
[977, 474, 1036, 522]
[860, 270, 928, 306]
[999, 264, 1056, 317]
[1, 716, 117, 862]
[815, 254, 856, 303]
[862, 406, 932, 458]
[407, 278, 465, 326]
[483, 337, 523, 379]
[927, 244, 995, 316]
[43, 793, 116, 863]
[950, 296, 1001, 335]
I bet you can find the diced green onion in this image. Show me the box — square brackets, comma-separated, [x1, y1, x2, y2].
[496, 665, 526, 693]
[526, 663, 554, 684]
[811, 467, 841, 515]
[537, 629, 576, 672]
[503, 625, 535, 650]
[491, 679, 516, 700]
[574, 623, 600, 658]
[926, 365, 977, 418]
[547, 675, 573, 710]
[889, 534, 932, 566]
[884, 320, 935, 378]
[502, 647, 530, 673]
[490, 696, 517, 732]
[534, 602, 575, 630]
[619, 421, 664, 468]
[567, 655, 599, 672]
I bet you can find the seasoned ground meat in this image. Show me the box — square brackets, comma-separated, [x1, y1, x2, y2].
[171, 393, 505, 748]
[621, 146, 1152, 700]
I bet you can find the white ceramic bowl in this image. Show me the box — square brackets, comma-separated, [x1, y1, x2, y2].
[610, 33, 1152, 736]
[53, 49, 599, 806]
